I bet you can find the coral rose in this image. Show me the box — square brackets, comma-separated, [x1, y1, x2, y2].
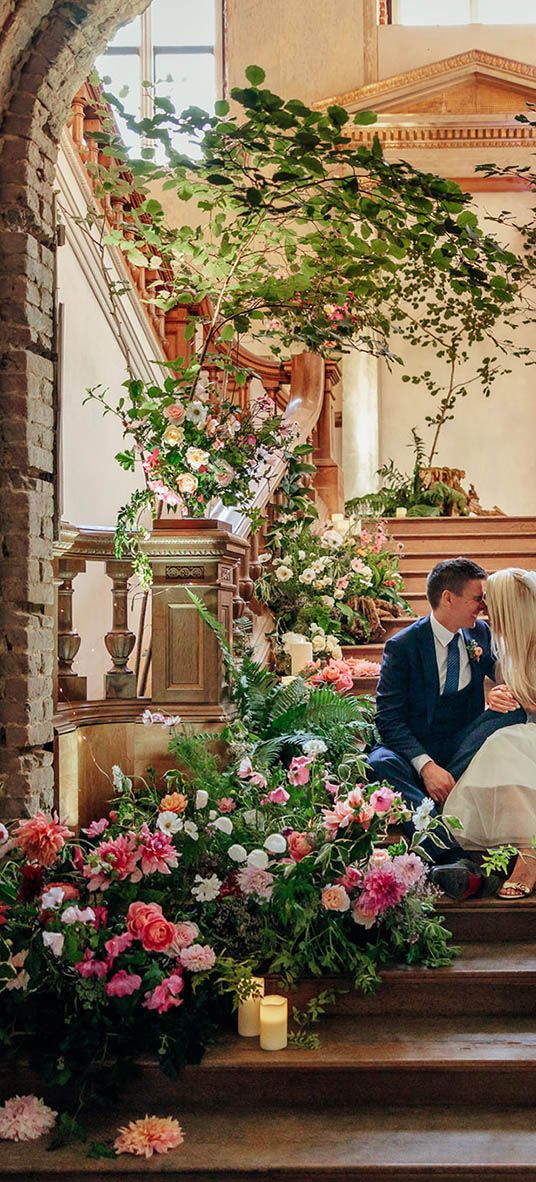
[126, 900, 164, 939]
[159, 793, 188, 814]
[141, 912, 176, 954]
[287, 831, 313, 862]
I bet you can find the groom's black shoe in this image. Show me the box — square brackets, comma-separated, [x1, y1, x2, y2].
[429, 858, 482, 900]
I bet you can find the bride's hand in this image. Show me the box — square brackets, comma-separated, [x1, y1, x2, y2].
[421, 761, 455, 803]
[487, 683, 520, 713]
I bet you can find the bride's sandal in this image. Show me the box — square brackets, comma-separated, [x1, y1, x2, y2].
[497, 881, 532, 900]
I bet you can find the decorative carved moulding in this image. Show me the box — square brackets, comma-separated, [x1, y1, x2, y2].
[150, 520, 249, 707]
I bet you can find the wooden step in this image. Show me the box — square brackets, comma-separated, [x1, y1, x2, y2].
[440, 896, 536, 944]
[398, 535, 536, 555]
[386, 515, 536, 536]
[266, 943, 536, 1017]
[398, 553, 536, 576]
[4, 1104, 536, 1179]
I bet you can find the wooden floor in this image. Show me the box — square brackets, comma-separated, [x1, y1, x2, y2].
[2, 897, 536, 1179]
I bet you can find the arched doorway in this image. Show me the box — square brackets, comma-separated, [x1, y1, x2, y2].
[0, 1, 150, 815]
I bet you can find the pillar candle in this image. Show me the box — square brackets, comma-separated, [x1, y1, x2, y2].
[331, 513, 346, 532]
[287, 640, 313, 675]
[395, 507, 408, 518]
[259, 994, 288, 1051]
[238, 977, 265, 1037]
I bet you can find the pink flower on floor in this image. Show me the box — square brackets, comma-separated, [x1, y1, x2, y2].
[104, 931, 134, 961]
[13, 812, 74, 867]
[217, 797, 236, 813]
[83, 833, 142, 891]
[179, 944, 216, 972]
[266, 786, 290, 805]
[392, 852, 426, 888]
[288, 756, 312, 786]
[321, 884, 351, 912]
[370, 787, 397, 815]
[82, 818, 109, 838]
[358, 864, 407, 919]
[105, 970, 142, 998]
[143, 973, 184, 1014]
[0, 1095, 57, 1142]
[170, 921, 199, 952]
[74, 949, 108, 979]
[138, 823, 179, 876]
[237, 864, 274, 901]
[114, 1115, 184, 1158]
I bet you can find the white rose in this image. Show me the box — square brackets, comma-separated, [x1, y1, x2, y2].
[186, 446, 209, 470]
[247, 848, 269, 870]
[228, 843, 248, 863]
[275, 565, 293, 582]
[302, 738, 327, 757]
[331, 644, 342, 660]
[264, 833, 287, 854]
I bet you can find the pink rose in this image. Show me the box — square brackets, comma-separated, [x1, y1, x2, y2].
[106, 970, 142, 998]
[126, 901, 165, 939]
[321, 884, 351, 912]
[164, 403, 185, 423]
[170, 921, 199, 952]
[287, 831, 313, 862]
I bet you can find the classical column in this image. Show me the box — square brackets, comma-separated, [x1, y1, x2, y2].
[342, 351, 380, 501]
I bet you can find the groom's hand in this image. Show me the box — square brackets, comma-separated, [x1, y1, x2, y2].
[487, 683, 520, 713]
[421, 761, 455, 803]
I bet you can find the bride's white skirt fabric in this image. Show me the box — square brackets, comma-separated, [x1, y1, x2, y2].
[446, 722, 536, 850]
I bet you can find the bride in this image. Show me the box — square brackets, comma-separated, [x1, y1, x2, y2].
[447, 568, 536, 899]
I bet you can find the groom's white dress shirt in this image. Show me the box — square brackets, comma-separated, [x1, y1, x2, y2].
[412, 614, 471, 776]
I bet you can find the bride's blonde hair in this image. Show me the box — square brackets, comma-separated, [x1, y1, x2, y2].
[486, 568, 536, 712]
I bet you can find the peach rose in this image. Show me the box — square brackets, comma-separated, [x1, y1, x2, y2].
[159, 793, 188, 814]
[321, 884, 350, 912]
[287, 831, 313, 862]
[177, 472, 198, 495]
[164, 403, 185, 423]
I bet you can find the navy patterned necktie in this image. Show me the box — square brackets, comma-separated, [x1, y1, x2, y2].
[443, 634, 460, 696]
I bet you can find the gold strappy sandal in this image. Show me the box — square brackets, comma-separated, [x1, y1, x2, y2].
[497, 881, 532, 900]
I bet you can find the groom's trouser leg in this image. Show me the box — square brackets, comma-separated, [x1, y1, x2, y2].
[447, 706, 527, 783]
[367, 745, 465, 864]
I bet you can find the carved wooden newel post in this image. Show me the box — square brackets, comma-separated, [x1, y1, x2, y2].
[149, 520, 249, 717]
[104, 560, 136, 698]
[56, 557, 87, 703]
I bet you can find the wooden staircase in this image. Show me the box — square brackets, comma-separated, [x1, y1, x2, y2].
[3, 898, 536, 1178]
[346, 516, 536, 691]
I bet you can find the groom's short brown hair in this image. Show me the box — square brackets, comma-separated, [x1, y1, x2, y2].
[426, 558, 487, 608]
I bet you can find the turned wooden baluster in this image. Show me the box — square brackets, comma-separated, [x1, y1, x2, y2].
[238, 544, 255, 622]
[104, 561, 137, 699]
[56, 557, 87, 703]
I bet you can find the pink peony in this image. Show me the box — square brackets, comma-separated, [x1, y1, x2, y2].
[82, 818, 109, 838]
[83, 833, 142, 891]
[392, 852, 426, 888]
[237, 864, 274, 901]
[74, 949, 108, 979]
[138, 823, 180, 876]
[13, 812, 74, 867]
[358, 864, 407, 919]
[321, 884, 351, 912]
[170, 921, 199, 951]
[143, 973, 184, 1014]
[179, 944, 216, 972]
[288, 756, 312, 786]
[114, 1115, 184, 1158]
[105, 970, 142, 998]
[104, 931, 134, 961]
[370, 787, 397, 815]
[267, 786, 290, 805]
[287, 831, 313, 862]
[0, 1094, 57, 1142]
[217, 797, 236, 813]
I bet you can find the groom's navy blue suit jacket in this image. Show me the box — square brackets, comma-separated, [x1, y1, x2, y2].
[375, 615, 496, 764]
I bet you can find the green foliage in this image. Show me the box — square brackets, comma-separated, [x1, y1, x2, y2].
[481, 844, 518, 876]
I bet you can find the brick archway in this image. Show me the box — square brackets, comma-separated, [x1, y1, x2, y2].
[0, 1, 149, 815]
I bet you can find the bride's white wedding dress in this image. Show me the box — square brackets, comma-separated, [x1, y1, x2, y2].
[447, 713, 536, 850]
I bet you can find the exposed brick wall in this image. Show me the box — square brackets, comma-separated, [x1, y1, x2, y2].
[0, 1, 149, 817]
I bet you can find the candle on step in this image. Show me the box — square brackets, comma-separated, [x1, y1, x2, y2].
[259, 994, 288, 1050]
[395, 507, 408, 518]
[331, 513, 347, 533]
[238, 977, 265, 1037]
[287, 639, 313, 676]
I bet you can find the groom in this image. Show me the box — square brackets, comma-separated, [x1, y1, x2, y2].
[367, 557, 526, 895]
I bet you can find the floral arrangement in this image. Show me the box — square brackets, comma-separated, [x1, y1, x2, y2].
[256, 504, 409, 647]
[0, 643, 455, 1124]
[87, 376, 295, 585]
[307, 656, 381, 693]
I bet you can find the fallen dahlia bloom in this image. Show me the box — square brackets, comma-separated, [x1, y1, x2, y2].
[114, 1114, 184, 1158]
[12, 812, 74, 867]
[0, 1094, 57, 1142]
[179, 943, 216, 972]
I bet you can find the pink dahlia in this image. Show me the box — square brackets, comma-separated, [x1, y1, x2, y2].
[105, 970, 142, 998]
[392, 852, 426, 888]
[179, 943, 216, 972]
[237, 865, 274, 901]
[358, 865, 407, 918]
[114, 1114, 184, 1158]
[138, 823, 179, 876]
[83, 833, 142, 891]
[143, 973, 184, 1014]
[0, 1094, 57, 1141]
[13, 812, 73, 867]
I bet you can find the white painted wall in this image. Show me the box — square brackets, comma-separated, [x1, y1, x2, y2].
[378, 24, 536, 80]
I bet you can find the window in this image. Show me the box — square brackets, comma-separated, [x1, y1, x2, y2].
[395, 0, 536, 22]
[96, 0, 218, 155]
